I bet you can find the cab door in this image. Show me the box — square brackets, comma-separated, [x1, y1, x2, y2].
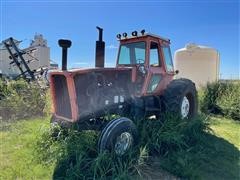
[142, 40, 176, 96]
[143, 41, 165, 95]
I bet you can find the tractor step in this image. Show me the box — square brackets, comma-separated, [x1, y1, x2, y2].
[145, 107, 161, 112]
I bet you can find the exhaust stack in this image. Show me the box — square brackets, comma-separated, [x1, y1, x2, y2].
[58, 39, 72, 71]
[95, 26, 105, 68]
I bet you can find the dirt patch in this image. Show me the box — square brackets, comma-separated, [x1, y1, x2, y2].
[138, 157, 179, 180]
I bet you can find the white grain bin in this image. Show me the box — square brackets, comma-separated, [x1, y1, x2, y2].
[174, 43, 220, 88]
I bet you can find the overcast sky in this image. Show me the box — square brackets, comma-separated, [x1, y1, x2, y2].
[1, 0, 239, 79]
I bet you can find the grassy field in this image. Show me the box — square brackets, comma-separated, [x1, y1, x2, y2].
[210, 116, 240, 149]
[157, 116, 240, 179]
[0, 118, 53, 179]
[0, 116, 239, 179]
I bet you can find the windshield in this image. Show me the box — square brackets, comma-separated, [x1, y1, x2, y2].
[118, 42, 146, 65]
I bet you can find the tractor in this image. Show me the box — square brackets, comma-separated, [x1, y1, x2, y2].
[49, 27, 197, 155]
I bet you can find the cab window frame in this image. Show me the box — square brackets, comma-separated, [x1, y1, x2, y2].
[162, 45, 174, 72]
[149, 41, 161, 67]
[117, 41, 146, 66]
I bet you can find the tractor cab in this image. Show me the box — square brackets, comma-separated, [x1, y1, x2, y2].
[116, 31, 175, 95]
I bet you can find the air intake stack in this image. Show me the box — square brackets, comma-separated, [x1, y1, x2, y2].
[95, 26, 105, 68]
[58, 39, 72, 71]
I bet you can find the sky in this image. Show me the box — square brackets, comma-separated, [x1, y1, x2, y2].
[1, 0, 239, 79]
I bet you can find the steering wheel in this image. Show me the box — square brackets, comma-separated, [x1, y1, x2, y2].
[136, 60, 146, 75]
[136, 58, 145, 64]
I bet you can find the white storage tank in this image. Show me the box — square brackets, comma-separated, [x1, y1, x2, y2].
[174, 43, 220, 88]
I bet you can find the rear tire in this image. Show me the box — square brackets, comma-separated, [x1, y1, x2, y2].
[98, 117, 138, 155]
[162, 78, 198, 119]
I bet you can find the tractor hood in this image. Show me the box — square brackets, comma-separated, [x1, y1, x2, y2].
[49, 67, 134, 81]
[49, 66, 136, 122]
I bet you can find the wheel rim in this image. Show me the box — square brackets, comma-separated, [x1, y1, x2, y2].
[181, 96, 190, 118]
[114, 132, 133, 155]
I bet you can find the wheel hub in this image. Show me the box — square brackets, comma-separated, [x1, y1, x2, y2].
[181, 96, 190, 118]
[114, 132, 133, 155]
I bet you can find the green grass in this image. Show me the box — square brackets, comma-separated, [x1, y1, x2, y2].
[0, 118, 53, 179]
[0, 116, 239, 179]
[209, 116, 240, 149]
[158, 118, 240, 179]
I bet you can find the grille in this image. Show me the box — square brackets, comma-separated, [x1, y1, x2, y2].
[52, 75, 72, 119]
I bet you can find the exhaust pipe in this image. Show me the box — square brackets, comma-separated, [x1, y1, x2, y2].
[58, 39, 72, 70]
[95, 26, 105, 68]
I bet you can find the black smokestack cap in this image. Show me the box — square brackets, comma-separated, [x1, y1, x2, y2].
[58, 39, 71, 71]
[95, 26, 105, 68]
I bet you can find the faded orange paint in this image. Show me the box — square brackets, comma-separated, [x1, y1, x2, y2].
[50, 34, 175, 122]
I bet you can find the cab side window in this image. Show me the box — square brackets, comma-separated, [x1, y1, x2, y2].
[150, 42, 161, 67]
[162, 46, 174, 72]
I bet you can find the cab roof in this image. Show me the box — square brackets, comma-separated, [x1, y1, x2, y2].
[119, 33, 170, 43]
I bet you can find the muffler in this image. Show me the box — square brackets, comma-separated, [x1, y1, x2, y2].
[95, 26, 105, 68]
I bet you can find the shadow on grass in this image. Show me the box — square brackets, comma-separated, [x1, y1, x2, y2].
[155, 132, 240, 179]
[52, 132, 239, 180]
[52, 154, 79, 180]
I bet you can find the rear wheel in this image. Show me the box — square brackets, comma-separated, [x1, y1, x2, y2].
[98, 117, 138, 155]
[163, 78, 198, 119]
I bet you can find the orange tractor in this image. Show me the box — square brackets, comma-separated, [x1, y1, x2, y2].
[49, 27, 197, 155]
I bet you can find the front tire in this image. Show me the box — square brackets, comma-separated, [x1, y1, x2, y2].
[163, 78, 198, 119]
[98, 117, 138, 155]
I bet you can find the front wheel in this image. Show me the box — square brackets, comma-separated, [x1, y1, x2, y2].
[98, 117, 138, 156]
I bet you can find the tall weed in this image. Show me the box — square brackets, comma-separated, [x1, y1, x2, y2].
[35, 124, 141, 179]
[136, 114, 209, 155]
[35, 114, 209, 179]
[199, 81, 240, 120]
[0, 78, 49, 120]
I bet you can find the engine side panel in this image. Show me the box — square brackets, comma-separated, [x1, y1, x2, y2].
[74, 70, 132, 122]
